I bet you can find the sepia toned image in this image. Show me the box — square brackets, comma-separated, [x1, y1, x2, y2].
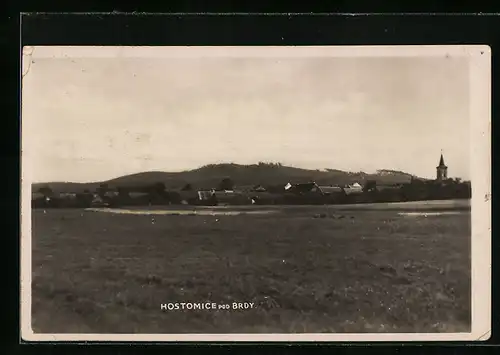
[20, 46, 491, 342]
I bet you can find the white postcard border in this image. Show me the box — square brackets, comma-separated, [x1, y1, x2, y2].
[20, 45, 491, 342]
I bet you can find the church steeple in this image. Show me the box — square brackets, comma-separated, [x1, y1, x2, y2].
[438, 152, 446, 167]
[436, 150, 448, 181]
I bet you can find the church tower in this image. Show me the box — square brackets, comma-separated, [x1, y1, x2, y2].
[436, 151, 448, 181]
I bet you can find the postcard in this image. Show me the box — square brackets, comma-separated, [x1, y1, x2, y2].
[20, 45, 491, 342]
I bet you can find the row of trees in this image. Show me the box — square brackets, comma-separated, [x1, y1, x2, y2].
[250, 179, 471, 205]
[33, 176, 471, 208]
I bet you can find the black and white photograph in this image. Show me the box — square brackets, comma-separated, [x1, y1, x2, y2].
[20, 46, 491, 342]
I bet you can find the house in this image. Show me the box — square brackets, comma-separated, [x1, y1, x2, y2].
[103, 191, 119, 200]
[317, 185, 344, 195]
[197, 190, 220, 205]
[284, 182, 346, 196]
[343, 182, 363, 195]
[253, 185, 267, 192]
[213, 189, 241, 199]
[91, 194, 109, 207]
[198, 190, 215, 201]
[285, 182, 320, 195]
[375, 185, 402, 192]
[59, 192, 77, 199]
[203, 189, 249, 205]
[281, 181, 335, 205]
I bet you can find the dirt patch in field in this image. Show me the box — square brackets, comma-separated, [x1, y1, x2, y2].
[398, 212, 467, 217]
[85, 208, 280, 216]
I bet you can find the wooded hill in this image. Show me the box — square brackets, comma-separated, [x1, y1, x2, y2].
[32, 162, 422, 193]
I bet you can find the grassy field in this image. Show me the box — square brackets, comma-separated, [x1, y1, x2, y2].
[31, 203, 471, 334]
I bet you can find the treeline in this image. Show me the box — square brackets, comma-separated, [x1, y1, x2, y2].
[199, 162, 284, 169]
[32, 177, 471, 209]
[33, 183, 205, 209]
[250, 179, 471, 205]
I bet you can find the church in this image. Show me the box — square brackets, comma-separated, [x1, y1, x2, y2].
[436, 151, 448, 182]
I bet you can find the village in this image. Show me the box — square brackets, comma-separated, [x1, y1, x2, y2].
[32, 153, 471, 209]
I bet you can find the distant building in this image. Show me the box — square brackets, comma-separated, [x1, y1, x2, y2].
[285, 182, 319, 194]
[91, 194, 108, 207]
[343, 182, 364, 195]
[375, 185, 402, 192]
[436, 151, 448, 181]
[253, 185, 267, 192]
[284, 182, 358, 196]
[198, 190, 215, 201]
[317, 185, 344, 195]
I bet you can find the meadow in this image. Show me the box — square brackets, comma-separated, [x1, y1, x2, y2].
[30, 201, 471, 334]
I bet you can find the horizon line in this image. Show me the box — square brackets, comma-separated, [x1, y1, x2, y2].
[28, 162, 467, 185]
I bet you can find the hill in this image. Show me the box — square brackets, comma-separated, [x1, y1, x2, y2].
[32, 163, 420, 193]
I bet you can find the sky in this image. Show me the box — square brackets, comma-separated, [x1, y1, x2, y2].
[22, 50, 471, 183]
